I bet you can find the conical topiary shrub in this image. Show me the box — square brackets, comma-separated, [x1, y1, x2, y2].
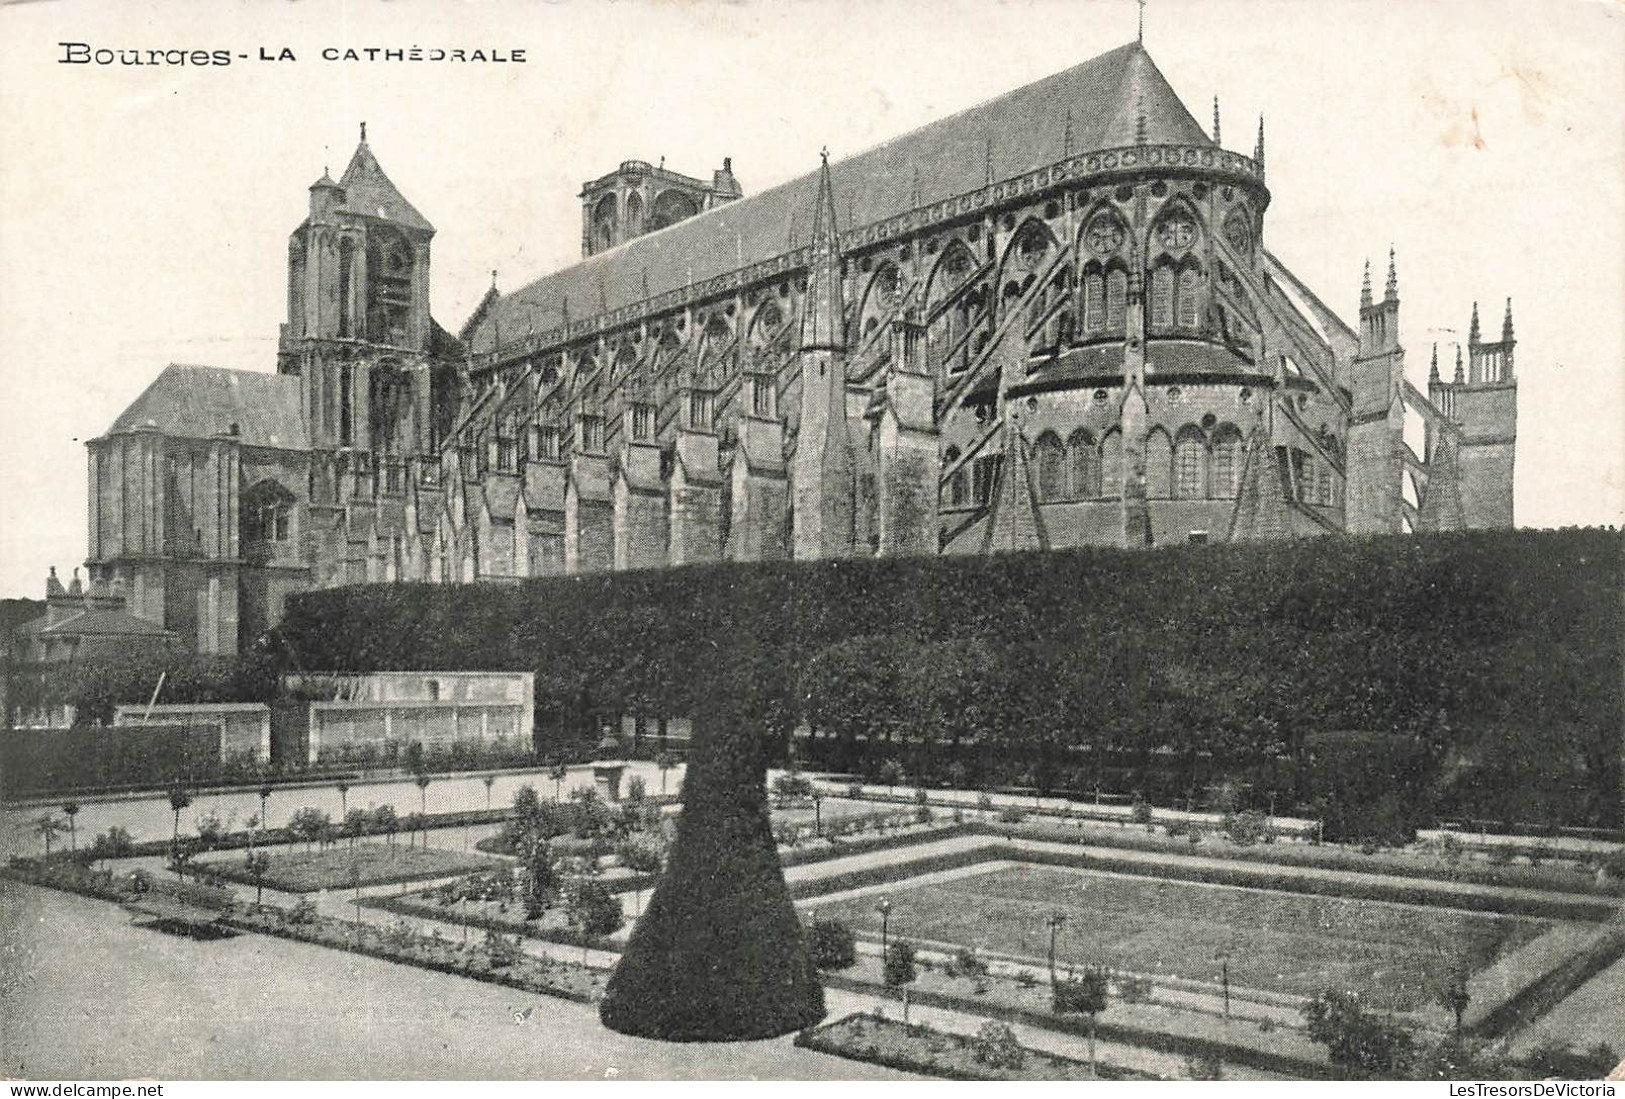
[599, 693, 825, 1041]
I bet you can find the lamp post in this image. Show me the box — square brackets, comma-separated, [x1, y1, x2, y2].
[876, 898, 893, 965]
[813, 791, 823, 838]
[1047, 912, 1067, 983]
[1216, 948, 1231, 1020]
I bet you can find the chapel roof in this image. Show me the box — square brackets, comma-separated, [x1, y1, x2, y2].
[467, 41, 1212, 357]
[103, 364, 309, 450]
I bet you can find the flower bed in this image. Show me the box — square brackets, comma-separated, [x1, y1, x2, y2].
[202, 843, 498, 893]
[125, 805, 516, 858]
[794, 1012, 1151, 1080]
[364, 890, 623, 954]
[226, 904, 605, 1003]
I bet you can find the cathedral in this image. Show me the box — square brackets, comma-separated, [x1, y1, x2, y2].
[84, 40, 1518, 655]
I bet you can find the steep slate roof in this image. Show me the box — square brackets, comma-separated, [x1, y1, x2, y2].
[337, 139, 434, 233]
[104, 365, 309, 449]
[469, 41, 1210, 355]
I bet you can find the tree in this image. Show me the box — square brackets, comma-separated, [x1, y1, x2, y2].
[567, 876, 624, 938]
[483, 775, 496, 810]
[194, 811, 225, 851]
[1434, 963, 1472, 1039]
[167, 786, 193, 845]
[415, 774, 432, 818]
[878, 758, 906, 795]
[883, 939, 918, 988]
[1053, 966, 1111, 1075]
[244, 849, 271, 906]
[32, 814, 64, 858]
[524, 837, 557, 919]
[373, 804, 398, 850]
[402, 812, 427, 850]
[656, 752, 677, 795]
[344, 807, 369, 849]
[336, 781, 350, 818]
[257, 783, 274, 833]
[1302, 989, 1415, 1074]
[167, 837, 196, 879]
[404, 740, 425, 776]
[60, 801, 80, 853]
[550, 761, 569, 802]
[90, 826, 133, 871]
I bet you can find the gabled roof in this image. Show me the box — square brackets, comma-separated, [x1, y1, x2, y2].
[337, 139, 434, 233]
[468, 41, 1210, 356]
[103, 365, 309, 450]
[21, 607, 176, 638]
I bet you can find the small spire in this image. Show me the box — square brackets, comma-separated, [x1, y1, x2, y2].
[359, 121, 367, 144]
[1454, 345, 1465, 384]
[799, 150, 846, 352]
[1430, 343, 1440, 381]
[490, 269, 498, 291]
[1138, 0, 1147, 42]
[1359, 259, 1373, 311]
[1468, 301, 1481, 345]
[1254, 114, 1266, 172]
[1384, 247, 1398, 301]
[1212, 96, 1222, 145]
[1502, 297, 1515, 342]
[984, 136, 995, 185]
[1063, 109, 1075, 157]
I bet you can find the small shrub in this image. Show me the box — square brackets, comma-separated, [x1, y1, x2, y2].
[566, 877, 624, 937]
[1437, 833, 1465, 865]
[971, 1021, 1027, 1070]
[1258, 1016, 1276, 1033]
[998, 806, 1026, 825]
[914, 805, 934, 825]
[913, 787, 929, 806]
[1164, 819, 1190, 838]
[1015, 968, 1037, 988]
[953, 946, 989, 977]
[1186, 826, 1202, 846]
[287, 898, 318, 925]
[1223, 809, 1271, 846]
[846, 782, 864, 800]
[615, 833, 666, 874]
[807, 919, 857, 970]
[1131, 796, 1154, 827]
[624, 775, 647, 803]
[1116, 973, 1154, 1003]
[977, 792, 995, 813]
[1186, 1053, 1224, 1080]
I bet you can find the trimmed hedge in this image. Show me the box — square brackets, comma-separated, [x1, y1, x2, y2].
[992, 821, 1625, 899]
[276, 529, 1624, 831]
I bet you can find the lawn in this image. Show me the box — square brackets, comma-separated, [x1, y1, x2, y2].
[206, 842, 498, 893]
[813, 864, 1552, 1011]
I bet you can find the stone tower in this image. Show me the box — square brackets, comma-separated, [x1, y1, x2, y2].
[1453, 299, 1519, 527]
[1344, 252, 1407, 533]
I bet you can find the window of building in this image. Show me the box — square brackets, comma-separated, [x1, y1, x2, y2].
[1082, 273, 1106, 334]
[1177, 267, 1202, 328]
[972, 454, 1002, 505]
[631, 403, 655, 440]
[1035, 433, 1065, 502]
[580, 414, 605, 454]
[1101, 431, 1122, 496]
[1174, 432, 1205, 499]
[1151, 265, 1175, 329]
[496, 435, 517, 472]
[1068, 430, 1100, 498]
[1210, 428, 1241, 499]
[688, 390, 715, 431]
[749, 374, 775, 419]
[1106, 269, 1128, 335]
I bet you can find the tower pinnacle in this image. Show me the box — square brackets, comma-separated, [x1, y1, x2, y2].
[798, 151, 845, 351]
[1384, 247, 1398, 301]
[360, 121, 367, 144]
[1502, 297, 1514, 342]
[1212, 96, 1221, 145]
[1430, 342, 1440, 381]
[1454, 345, 1464, 384]
[1254, 114, 1265, 174]
[1468, 301, 1481, 345]
[1360, 259, 1373, 311]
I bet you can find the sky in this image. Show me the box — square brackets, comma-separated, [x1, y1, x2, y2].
[0, 0, 1620, 599]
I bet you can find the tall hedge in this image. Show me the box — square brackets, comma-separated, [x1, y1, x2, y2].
[275, 529, 1623, 827]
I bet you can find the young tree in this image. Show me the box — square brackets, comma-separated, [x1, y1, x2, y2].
[807, 919, 857, 971]
[244, 849, 272, 906]
[373, 804, 399, 850]
[404, 740, 425, 776]
[483, 774, 496, 811]
[1053, 966, 1112, 1075]
[415, 773, 432, 818]
[402, 812, 427, 850]
[878, 758, 906, 795]
[32, 814, 65, 858]
[550, 761, 569, 802]
[60, 801, 80, 853]
[344, 807, 369, 850]
[336, 781, 350, 818]
[167, 787, 193, 845]
[524, 837, 557, 919]
[257, 783, 274, 834]
[656, 751, 676, 795]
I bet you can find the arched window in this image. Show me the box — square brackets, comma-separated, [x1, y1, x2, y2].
[592, 194, 617, 253]
[650, 189, 699, 231]
[1101, 430, 1123, 496]
[1035, 433, 1065, 502]
[1210, 424, 1243, 499]
[1151, 265, 1175, 330]
[1176, 267, 1202, 329]
[1316, 459, 1333, 506]
[624, 192, 645, 236]
[1174, 427, 1207, 500]
[1146, 429, 1173, 498]
[1106, 269, 1128, 336]
[1081, 269, 1107, 334]
[1068, 429, 1100, 498]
